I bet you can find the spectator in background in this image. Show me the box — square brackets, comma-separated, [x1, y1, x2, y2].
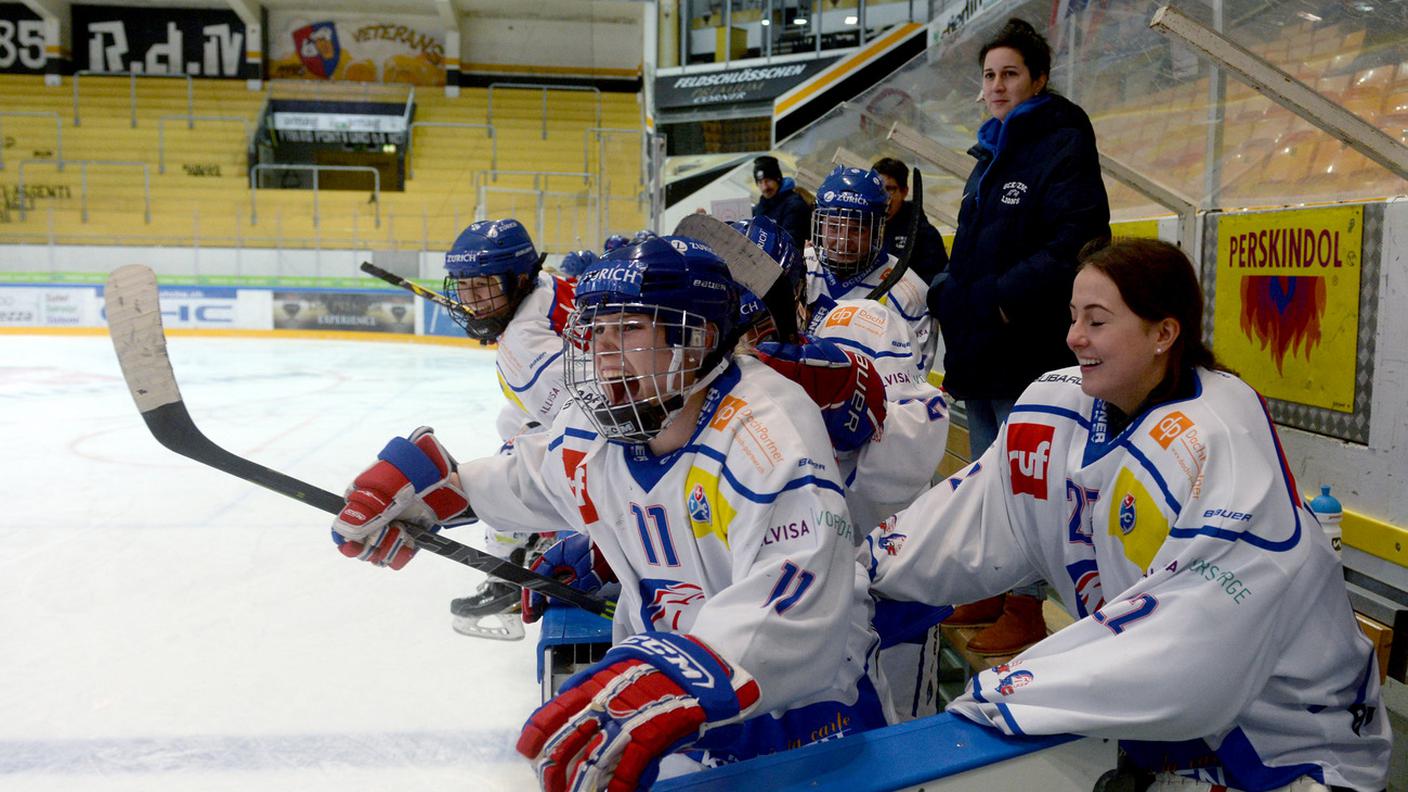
[928, 18, 1110, 656]
[872, 157, 948, 285]
[752, 154, 813, 250]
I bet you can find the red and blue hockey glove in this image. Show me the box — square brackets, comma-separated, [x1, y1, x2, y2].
[754, 337, 887, 452]
[517, 633, 761, 792]
[331, 426, 473, 570]
[521, 533, 616, 624]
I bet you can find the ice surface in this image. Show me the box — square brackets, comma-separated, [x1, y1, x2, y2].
[1, 335, 542, 790]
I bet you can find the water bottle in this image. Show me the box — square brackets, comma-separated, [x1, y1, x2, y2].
[1308, 485, 1343, 555]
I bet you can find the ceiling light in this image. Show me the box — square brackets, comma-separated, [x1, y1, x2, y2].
[1296, 11, 1322, 22]
[844, 15, 858, 25]
[761, 19, 770, 25]
[794, 17, 808, 26]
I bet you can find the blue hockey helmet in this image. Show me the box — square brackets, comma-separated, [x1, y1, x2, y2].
[441, 218, 542, 340]
[812, 165, 889, 280]
[603, 233, 630, 253]
[726, 215, 805, 341]
[565, 236, 738, 444]
[559, 249, 598, 278]
[629, 228, 658, 245]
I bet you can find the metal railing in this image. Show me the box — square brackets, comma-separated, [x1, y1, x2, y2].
[477, 168, 594, 188]
[0, 111, 63, 171]
[17, 159, 151, 223]
[249, 163, 381, 228]
[486, 83, 602, 140]
[406, 121, 495, 179]
[158, 115, 252, 174]
[73, 71, 193, 128]
[475, 185, 598, 251]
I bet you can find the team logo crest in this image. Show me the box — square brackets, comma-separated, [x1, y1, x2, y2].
[1065, 559, 1106, 618]
[1118, 493, 1137, 535]
[877, 532, 907, 555]
[997, 669, 1035, 696]
[640, 579, 706, 631]
[293, 22, 341, 78]
[687, 483, 711, 523]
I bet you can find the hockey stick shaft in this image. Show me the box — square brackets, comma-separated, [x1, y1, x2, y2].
[360, 261, 467, 314]
[104, 264, 612, 617]
[865, 167, 923, 301]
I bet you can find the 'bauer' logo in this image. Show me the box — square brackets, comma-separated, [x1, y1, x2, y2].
[1007, 423, 1054, 499]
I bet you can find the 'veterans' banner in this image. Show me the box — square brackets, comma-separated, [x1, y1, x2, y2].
[267, 11, 443, 86]
[1212, 206, 1362, 412]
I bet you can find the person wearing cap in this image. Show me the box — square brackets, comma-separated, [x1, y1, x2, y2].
[751, 154, 812, 252]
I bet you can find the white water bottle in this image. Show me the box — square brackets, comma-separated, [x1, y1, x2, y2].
[1308, 485, 1343, 555]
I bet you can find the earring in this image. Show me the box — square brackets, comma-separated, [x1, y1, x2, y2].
[1156, 347, 1164, 354]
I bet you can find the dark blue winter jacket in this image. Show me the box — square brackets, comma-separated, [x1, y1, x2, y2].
[753, 177, 813, 251]
[929, 92, 1110, 400]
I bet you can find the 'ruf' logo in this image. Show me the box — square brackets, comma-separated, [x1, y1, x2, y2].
[1007, 423, 1054, 499]
[562, 448, 599, 524]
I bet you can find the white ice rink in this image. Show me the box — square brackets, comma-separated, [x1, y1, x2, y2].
[2, 334, 544, 790]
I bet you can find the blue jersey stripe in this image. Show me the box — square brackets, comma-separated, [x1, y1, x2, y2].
[995, 702, 1026, 736]
[499, 348, 564, 394]
[688, 443, 846, 503]
[548, 426, 598, 451]
[1009, 403, 1091, 429]
[826, 336, 912, 360]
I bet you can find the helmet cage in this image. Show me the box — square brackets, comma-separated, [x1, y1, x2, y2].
[564, 301, 717, 445]
[812, 206, 886, 280]
[441, 271, 532, 340]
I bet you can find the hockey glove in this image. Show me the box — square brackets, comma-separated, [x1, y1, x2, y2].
[331, 426, 473, 570]
[754, 337, 887, 452]
[521, 532, 617, 624]
[517, 633, 761, 792]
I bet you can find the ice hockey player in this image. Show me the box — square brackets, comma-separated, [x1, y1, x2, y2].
[557, 249, 596, 279]
[436, 218, 576, 639]
[868, 238, 1390, 791]
[807, 165, 936, 375]
[725, 214, 951, 721]
[330, 236, 893, 789]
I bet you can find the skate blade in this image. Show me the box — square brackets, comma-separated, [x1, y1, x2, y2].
[452, 613, 526, 641]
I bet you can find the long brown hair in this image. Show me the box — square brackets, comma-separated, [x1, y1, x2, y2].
[1077, 237, 1227, 376]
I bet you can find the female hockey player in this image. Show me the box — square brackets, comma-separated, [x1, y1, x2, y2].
[439, 219, 576, 639]
[868, 238, 1390, 791]
[330, 237, 892, 790]
[807, 165, 936, 375]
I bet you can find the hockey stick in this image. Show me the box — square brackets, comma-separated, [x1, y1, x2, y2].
[360, 261, 467, 315]
[865, 166, 923, 301]
[672, 213, 801, 342]
[104, 264, 613, 618]
[359, 253, 549, 317]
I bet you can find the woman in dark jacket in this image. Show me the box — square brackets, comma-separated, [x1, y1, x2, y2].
[931, 18, 1110, 459]
[928, 18, 1110, 656]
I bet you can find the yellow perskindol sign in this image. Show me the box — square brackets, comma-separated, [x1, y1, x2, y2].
[1212, 206, 1362, 412]
[1111, 219, 1160, 240]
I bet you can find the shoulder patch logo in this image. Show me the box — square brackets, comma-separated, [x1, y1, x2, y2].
[1007, 422, 1055, 499]
[710, 394, 748, 430]
[824, 306, 858, 328]
[1149, 411, 1193, 449]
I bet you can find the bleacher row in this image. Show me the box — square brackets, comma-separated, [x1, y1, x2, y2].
[0, 75, 647, 253]
[1087, 19, 1408, 207]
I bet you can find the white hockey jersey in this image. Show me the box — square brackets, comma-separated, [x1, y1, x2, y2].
[806, 297, 950, 533]
[868, 367, 1390, 791]
[462, 357, 892, 756]
[491, 272, 575, 442]
[804, 246, 936, 376]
